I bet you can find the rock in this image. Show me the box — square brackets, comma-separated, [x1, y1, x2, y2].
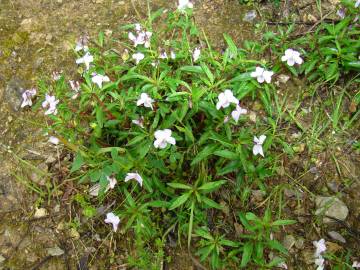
[20, 18, 36, 33]
[34, 208, 48, 218]
[243, 10, 257, 22]
[301, 250, 314, 265]
[2, 78, 26, 111]
[295, 237, 305, 249]
[29, 163, 48, 186]
[315, 196, 349, 223]
[47, 246, 64, 257]
[282, 235, 296, 251]
[0, 254, 5, 264]
[251, 190, 266, 203]
[328, 231, 346, 243]
[326, 181, 340, 193]
[69, 228, 80, 239]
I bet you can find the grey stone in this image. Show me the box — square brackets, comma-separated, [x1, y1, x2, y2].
[2, 78, 26, 111]
[295, 237, 305, 249]
[243, 10, 257, 22]
[328, 231, 346, 243]
[282, 235, 296, 251]
[326, 181, 340, 193]
[47, 246, 64, 257]
[315, 196, 349, 223]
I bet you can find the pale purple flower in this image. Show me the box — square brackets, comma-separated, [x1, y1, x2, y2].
[336, 9, 346, 19]
[76, 52, 94, 70]
[107, 176, 117, 189]
[69, 80, 81, 99]
[314, 256, 325, 270]
[137, 93, 154, 109]
[48, 136, 60, 145]
[313, 239, 326, 257]
[251, 67, 274, 83]
[21, 88, 36, 108]
[159, 50, 168, 59]
[104, 212, 120, 232]
[91, 73, 110, 88]
[124, 172, 143, 186]
[52, 71, 62, 81]
[216, 89, 239, 110]
[353, 261, 360, 268]
[42, 94, 59, 115]
[253, 135, 266, 157]
[154, 129, 176, 149]
[128, 24, 152, 48]
[132, 117, 144, 128]
[281, 49, 303, 66]
[356, 0, 360, 8]
[132, 52, 145, 64]
[231, 105, 247, 122]
[192, 47, 201, 62]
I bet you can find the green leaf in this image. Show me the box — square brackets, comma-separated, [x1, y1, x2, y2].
[169, 192, 191, 210]
[201, 196, 223, 209]
[213, 149, 238, 160]
[198, 180, 226, 191]
[167, 182, 192, 190]
[96, 106, 105, 128]
[223, 33, 237, 57]
[146, 200, 170, 208]
[179, 65, 205, 74]
[195, 228, 213, 240]
[191, 144, 219, 166]
[201, 63, 214, 84]
[241, 242, 253, 268]
[267, 240, 288, 254]
[70, 153, 84, 173]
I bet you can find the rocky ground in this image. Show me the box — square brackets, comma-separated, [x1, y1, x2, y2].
[0, 0, 359, 269]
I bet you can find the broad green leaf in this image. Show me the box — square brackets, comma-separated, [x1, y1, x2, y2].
[271, 219, 297, 226]
[169, 192, 191, 210]
[214, 149, 238, 160]
[70, 153, 84, 173]
[201, 196, 223, 209]
[167, 182, 192, 189]
[191, 144, 219, 166]
[179, 66, 204, 74]
[223, 33, 237, 57]
[198, 180, 226, 191]
[241, 242, 253, 267]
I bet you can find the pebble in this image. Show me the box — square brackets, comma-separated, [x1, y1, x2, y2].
[328, 231, 346, 243]
[243, 10, 257, 22]
[295, 237, 305, 249]
[34, 207, 48, 218]
[315, 196, 349, 223]
[47, 246, 64, 257]
[282, 235, 296, 251]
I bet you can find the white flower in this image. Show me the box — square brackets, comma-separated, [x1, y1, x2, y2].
[281, 49, 303, 66]
[137, 93, 154, 109]
[42, 94, 59, 115]
[154, 129, 176, 149]
[278, 262, 287, 269]
[48, 136, 59, 145]
[193, 47, 201, 62]
[76, 52, 94, 70]
[124, 172, 143, 186]
[170, 50, 176, 59]
[91, 73, 110, 88]
[104, 212, 120, 232]
[251, 66, 274, 84]
[21, 88, 36, 108]
[231, 105, 247, 122]
[52, 71, 62, 81]
[313, 239, 326, 257]
[107, 176, 117, 189]
[178, 0, 193, 10]
[353, 261, 360, 268]
[314, 256, 325, 270]
[69, 80, 81, 99]
[159, 50, 168, 59]
[356, 0, 360, 8]
[216, 89, 239, 110]
[74, 36, 89, 52]
[132, 52, 145, 64]
[151, 61, 159, 67]
[128, 24, 152, 48]
[132, 117, 144, 128]
[253, 135, 266, 157]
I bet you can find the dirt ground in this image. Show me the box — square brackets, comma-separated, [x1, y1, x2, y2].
[0, 0, 359, 269]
